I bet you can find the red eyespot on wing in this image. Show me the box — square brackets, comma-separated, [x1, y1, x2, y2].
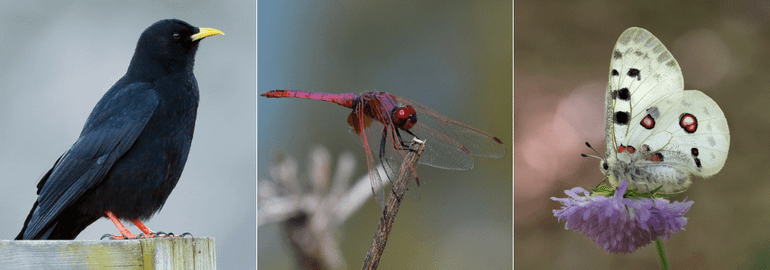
[647, 152, 664, 162]
[640, 114, 655, 129]
[679, 113, 698, 133]
[617, 145, 635, 154]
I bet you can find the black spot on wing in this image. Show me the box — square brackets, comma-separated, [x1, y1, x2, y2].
[617, 88, 630, 100]
[613, 111, 629, 125]
[627, 68, 641, 80]
[611, 88, 630, 101]
[691, 148, 702, 168]
[613, 50, 622, 60]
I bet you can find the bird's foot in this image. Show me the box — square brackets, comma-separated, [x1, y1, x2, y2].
[145, 231, 194, 238]
[100, 231, 193, 240]
[101, 232, 142, 240]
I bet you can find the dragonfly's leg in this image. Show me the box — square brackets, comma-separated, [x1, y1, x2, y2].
[379, 127, 416, 159]
[378, 127, 398, 184]
[384, 128, 410, 150]
[379, 126, 389, 160]
[394, 129, 419, 153]
[404, 129, 419, 139]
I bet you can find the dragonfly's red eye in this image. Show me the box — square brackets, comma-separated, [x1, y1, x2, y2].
[393, 105, 417, 130]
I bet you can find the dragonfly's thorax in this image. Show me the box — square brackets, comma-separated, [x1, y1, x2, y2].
[351, 93, 408, 128]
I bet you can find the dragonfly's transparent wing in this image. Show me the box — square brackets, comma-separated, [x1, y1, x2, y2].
[393, 96, 505, 170]
[352, 108, 387, 209]
[360, 118, 421, 204]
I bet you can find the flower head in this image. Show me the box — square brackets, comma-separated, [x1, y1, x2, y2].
[551, 180, 693, 253]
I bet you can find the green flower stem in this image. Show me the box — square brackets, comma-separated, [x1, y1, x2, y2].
[656, 240, 668, 270]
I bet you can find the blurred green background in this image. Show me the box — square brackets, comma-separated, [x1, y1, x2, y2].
[515, 1, 769, 269]
[0, 2, 255, 269]
[258, 1, 511, 269]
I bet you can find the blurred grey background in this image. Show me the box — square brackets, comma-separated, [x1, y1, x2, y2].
[258, 1, 511, 269]
[0, 1, 255, 269]
[516, 1, 770, 269]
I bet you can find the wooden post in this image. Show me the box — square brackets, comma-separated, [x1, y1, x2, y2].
[0, 237, 215, 269]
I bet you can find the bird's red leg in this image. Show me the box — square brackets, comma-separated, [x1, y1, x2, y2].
[105, 211, 139, 239]
[131, 220, 156, 238]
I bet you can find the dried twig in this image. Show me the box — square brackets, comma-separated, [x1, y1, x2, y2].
[361, 138, 425, 270]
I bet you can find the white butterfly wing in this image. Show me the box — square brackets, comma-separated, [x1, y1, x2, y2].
[603, 27, 730, 193]
[619, 90, 729, 192]
[605, 27, 684, 158]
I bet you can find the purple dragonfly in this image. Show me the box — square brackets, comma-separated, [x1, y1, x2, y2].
[261, 90, 505, 208]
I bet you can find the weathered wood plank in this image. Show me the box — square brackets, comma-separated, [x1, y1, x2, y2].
[0, 237, 215, 270]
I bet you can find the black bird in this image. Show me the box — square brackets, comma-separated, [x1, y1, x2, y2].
[16, 19, 223, 240]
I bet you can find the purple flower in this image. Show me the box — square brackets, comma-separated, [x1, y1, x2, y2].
[551, 180, 693, 254]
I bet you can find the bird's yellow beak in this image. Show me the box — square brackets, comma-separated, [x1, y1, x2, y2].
[191, 27, 224, 42]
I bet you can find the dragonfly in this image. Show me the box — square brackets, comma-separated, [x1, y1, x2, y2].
[261, 90, 505, 208]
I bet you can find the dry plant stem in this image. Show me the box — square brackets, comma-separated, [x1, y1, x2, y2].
[361, 138, 425, 270]
[284, 211, 322, 270]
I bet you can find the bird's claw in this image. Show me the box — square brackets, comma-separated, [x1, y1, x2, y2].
[152, 231, 171, 237]
[100, 231, 193, 240]
[146, 231, 192, 238]
[101, 234, 138, 240]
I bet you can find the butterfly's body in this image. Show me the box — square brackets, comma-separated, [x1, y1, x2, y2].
[601, 27, 730, 193]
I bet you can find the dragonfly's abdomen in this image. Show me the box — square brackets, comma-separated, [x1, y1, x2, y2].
[260, 90, 358, 108]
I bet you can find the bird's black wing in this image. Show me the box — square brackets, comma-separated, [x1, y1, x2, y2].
[19, 81, 159, 239]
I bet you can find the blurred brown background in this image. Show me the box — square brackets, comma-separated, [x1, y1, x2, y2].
[515, 1, 769, 269]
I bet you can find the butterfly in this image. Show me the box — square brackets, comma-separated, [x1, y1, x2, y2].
[594, 27, 730, 194]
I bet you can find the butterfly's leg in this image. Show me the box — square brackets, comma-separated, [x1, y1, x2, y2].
[643, 184, 659, 207]
[595, 178, 607, 188]
[596, 170, 610, 188]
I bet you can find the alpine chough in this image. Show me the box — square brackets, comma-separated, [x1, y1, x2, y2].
[16, 19, 223, 240]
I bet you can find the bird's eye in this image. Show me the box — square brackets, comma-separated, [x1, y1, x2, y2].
[173, 32, 181, 39]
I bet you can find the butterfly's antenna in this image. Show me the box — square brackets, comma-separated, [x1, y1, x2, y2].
[581, 142, 611, 188]
[581, 142, 605, 161]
